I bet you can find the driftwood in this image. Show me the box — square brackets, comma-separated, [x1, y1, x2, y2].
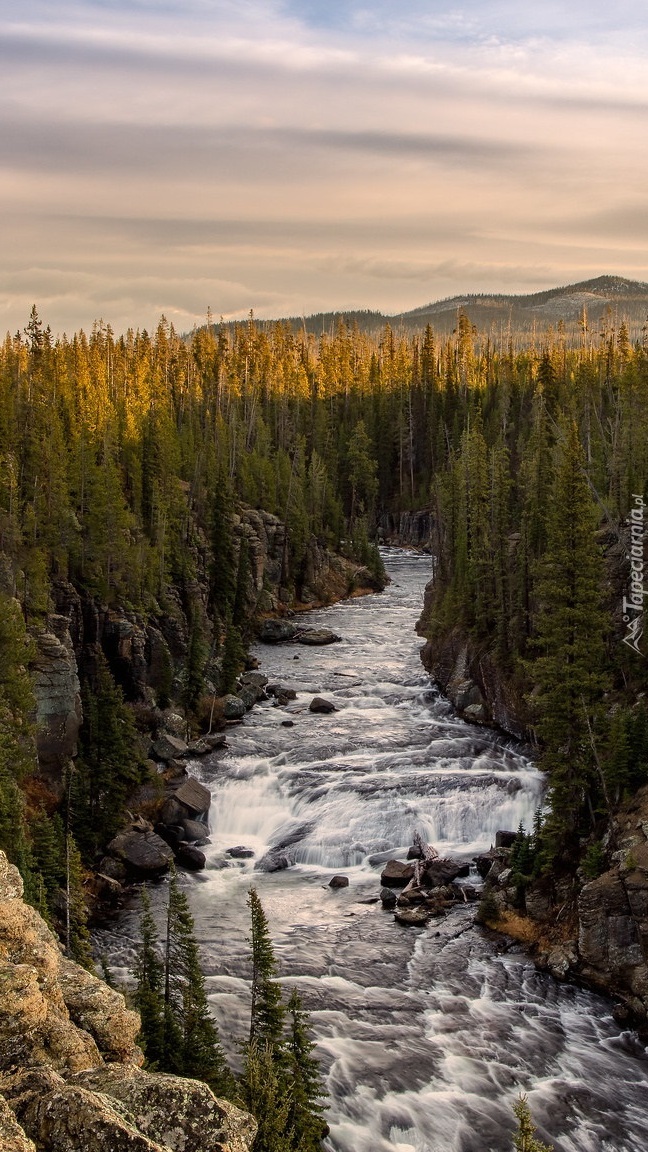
[411, 833, 439, 888]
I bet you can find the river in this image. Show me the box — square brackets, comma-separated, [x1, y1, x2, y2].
[97, 551, 648, 1152]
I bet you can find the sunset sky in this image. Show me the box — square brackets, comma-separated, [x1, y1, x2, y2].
[2, 0, 647, 334]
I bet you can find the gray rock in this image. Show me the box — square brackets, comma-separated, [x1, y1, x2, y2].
[240, 672, 269, 690]
[152, 733, 189, 761]
[226, 846, 255, 859]
[237, 685, 259, 711]
[394, 907, 430, 926]
[254, 848, 294, 873]
[328, 875, 349, 889]
[187, 738, 213, 757]
[175, 843, 207, 871]
[423, 858, 470, 887]
[97, 857, 127, 883]
[173, 778, 211, 818]
[32, 620, 82, 771]
[204, 732, 228, 749]
[182, 819, 210, 845]
[495, 830, 518, 849]
[281, 720, 295, 728]
[259, 619, 298, 643]
[106, 832, 174, 875]
[309, 697, 337, 714]
[222, 694, 246, 720]
[69, 1065, 257, 1152]
[159, 796, 186, 827]
[380, 860, 416, 887]
[297, 629, 341, 646]
[380, 887, 398, 907]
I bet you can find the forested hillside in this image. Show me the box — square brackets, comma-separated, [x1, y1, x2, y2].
[0, 302, 647, 946]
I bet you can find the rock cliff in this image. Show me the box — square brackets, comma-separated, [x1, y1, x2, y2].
[480, 785, 648, 1029]
[0, 850, 256, 1152]
[416, 579, 531, 740]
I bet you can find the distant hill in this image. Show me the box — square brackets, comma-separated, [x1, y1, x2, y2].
[218, 276, 648, 344]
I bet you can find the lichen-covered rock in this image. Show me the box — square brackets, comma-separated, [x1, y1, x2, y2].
[57, 959, 142, 1066]
[0, 1093, 37, 1152]
[70, 1066, 257, 1152]
[152, 733, 189, 762]
[0, 850, 257, 1152]
[18, 1083, 167, 1152]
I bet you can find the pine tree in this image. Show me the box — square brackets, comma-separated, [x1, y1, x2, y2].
[528, 419, 610, 854]
[247, 886, 285, 1052]
[284, 989, 327, 1151]
[512, 1094, 553, 1152]
[133, 888, 165, 1068]
[164, 872, 234, 1096]
[71, 651, 144, 860]
[239, 1041, 291, 1152]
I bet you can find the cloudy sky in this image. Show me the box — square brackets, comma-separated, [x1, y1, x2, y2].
[1, 0, 647, 334]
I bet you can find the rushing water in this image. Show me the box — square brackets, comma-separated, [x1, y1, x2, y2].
[98, 552, 648, 1152]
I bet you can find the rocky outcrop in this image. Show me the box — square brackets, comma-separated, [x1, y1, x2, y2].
[416, 579, 530, 739]
[377, 507, 435, 548]
[480, 788, 648, 1027]
[0, 850, 256, 1152]
[31, 616, 82, 777]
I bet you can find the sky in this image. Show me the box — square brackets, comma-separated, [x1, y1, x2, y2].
[1, 0, 648, 335]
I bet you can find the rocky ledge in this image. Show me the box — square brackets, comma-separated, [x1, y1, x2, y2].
[479, 786, 648, 1029]
[0, 850, 256, 1152]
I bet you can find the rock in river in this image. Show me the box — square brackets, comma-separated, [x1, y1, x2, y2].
[329, 875, 349, 889]
[309, 697, 337, 714]
[297, 629, 341, 646]
[380, 860, 416, 887]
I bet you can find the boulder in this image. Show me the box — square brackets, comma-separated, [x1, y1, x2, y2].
[254, 849, 294, 873]
[422, 858, 470, 887]
[380, 860, 416, 888]
[182, 819, 210, 845]
[259, 619, 298, 643]
[173, 778, 211, 819]
[237, 685, 260, 711]
[222, 694, 246, 720]
[328, 875, 349, 889]
[297, 629, 341, 646]
[187, 738, 213, 757]
[69, 1065, 257, 1152]
[394, 907, 430, 927]
[57, 958, 142, 1065]
[175, 844, 207, 871]
[106, 832, 174, 876]
[309, 697, 337, 714]
[281, 720, 295, 728]
[204, 733, 228, 750]
[240, 672, 269, 691]
[159, 797, 186, 827]
[152, 733, 189, 762]
[495, 830, 518, 849]
[97, 857, 127, 883]
[380, 887, 398, 908]
[267, 685, 297, 701]
[0, 1094, 36, 1152]
[226, 846, 255, 859]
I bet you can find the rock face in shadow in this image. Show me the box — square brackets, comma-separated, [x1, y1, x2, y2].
[0, 850, 257, 1152]
[416, 579, 530, 739]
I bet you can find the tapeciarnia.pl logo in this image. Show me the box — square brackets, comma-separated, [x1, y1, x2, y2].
[622, 493, 646, 656]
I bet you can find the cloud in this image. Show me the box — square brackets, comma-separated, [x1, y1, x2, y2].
[0, 0, 647, 333]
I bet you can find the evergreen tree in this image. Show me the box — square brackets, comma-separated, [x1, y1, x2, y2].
[285, 988, 327, 1151]
[133, 888, 165, 1068]
[247, 886, 285, 1051]
[528, 419, 610, 854]
[512, 1094, 553, 1152]
[164, 872, 234, 1096]
[71, 651, 144, 860]
[239, 1041, 291, 1152]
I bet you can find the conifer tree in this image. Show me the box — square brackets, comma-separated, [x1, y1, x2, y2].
[528, 419, 610, 853]
[512, 1094, 553, 1152]
[133, 889, 165, 1068]
[164, 872, 234, 1096]
[247, 886, 285, 1052]
[239, 1041, 291, 1152]
[285, 988, 327, 1152]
